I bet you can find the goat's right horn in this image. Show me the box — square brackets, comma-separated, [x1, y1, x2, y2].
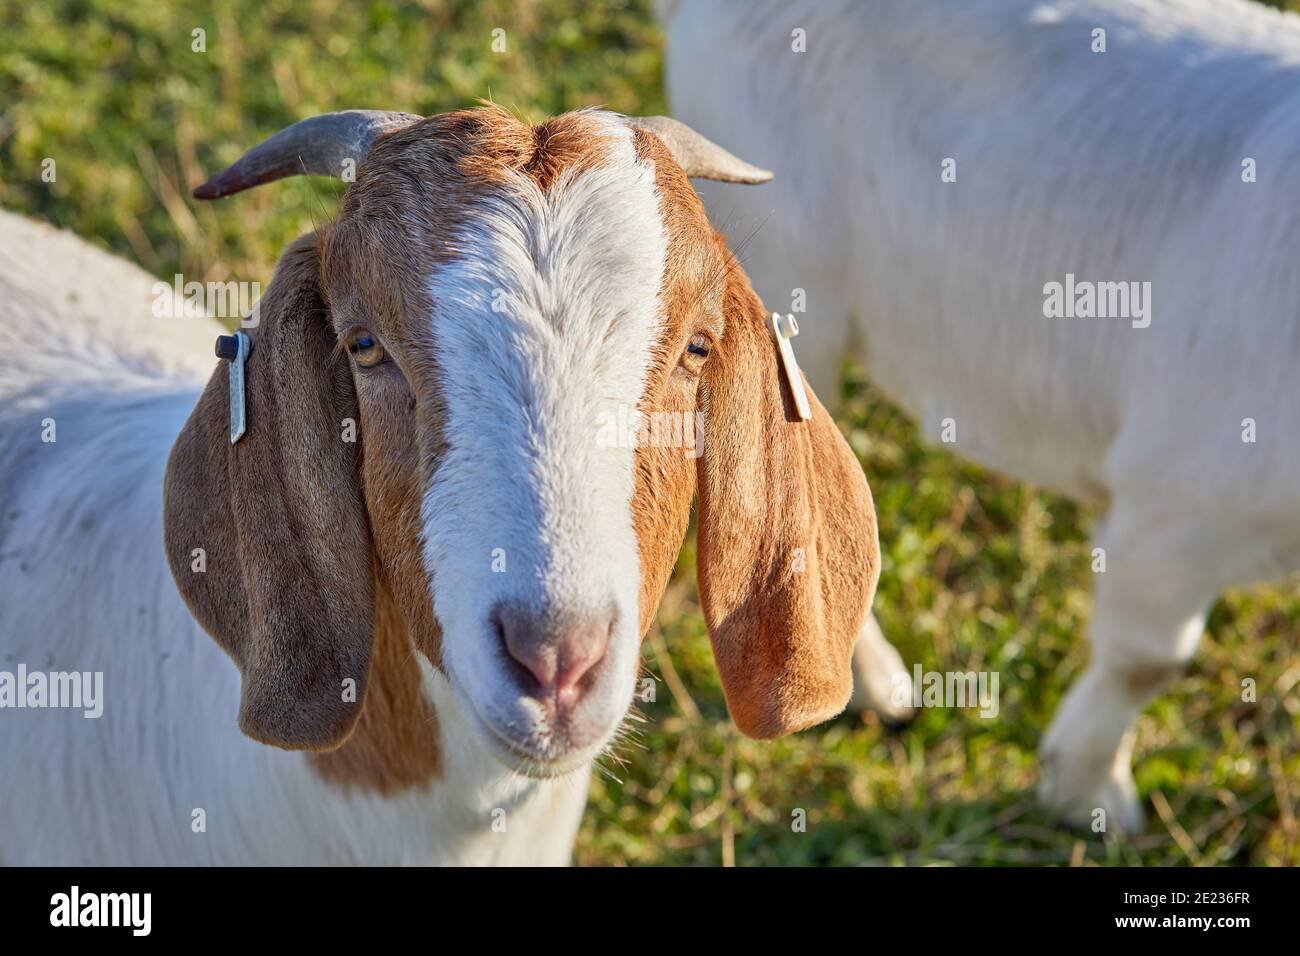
[193, 110, 421, 200]
[626, 115, 773, 184]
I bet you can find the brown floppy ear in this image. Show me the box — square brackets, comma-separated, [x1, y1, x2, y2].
[696, 264, 880, 739]
[163, 234, 373, 751]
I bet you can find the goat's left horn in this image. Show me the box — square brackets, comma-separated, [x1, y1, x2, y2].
[626, 115, 772, 184]
[193, 110, 422, 200]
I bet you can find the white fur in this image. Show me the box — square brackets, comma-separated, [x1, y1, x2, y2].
[422, 116, 667, 768]
[667, 0, 1300, 829]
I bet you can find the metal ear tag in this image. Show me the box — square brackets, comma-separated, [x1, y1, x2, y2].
[215, 331, 253, 444]
[770, 313, 812, 421]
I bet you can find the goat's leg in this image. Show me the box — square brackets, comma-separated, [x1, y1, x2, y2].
[848, 612, 914, 723]
[1037, 508, 1222, 834]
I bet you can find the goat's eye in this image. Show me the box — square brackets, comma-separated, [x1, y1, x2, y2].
[684, 334, 711, 362]
[347, 333, 385, 368]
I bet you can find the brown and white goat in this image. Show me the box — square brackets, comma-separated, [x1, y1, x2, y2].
[0, 106, 879, 864]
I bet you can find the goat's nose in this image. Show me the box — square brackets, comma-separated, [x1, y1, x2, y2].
[494, 605, 613, 710]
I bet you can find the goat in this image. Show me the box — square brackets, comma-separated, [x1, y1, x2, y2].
[665, 0, 1300, 833]
[0, 105, 880, 864]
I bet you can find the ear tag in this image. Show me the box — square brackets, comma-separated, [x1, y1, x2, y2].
[770, 313, 812, 421]
[215, 331, 253, 444]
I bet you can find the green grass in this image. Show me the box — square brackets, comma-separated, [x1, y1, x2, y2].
[582, 368, 1300, 866]
[2, 0, 1296, 866]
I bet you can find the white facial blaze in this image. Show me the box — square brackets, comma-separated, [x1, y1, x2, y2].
[422, 118, 667, 744]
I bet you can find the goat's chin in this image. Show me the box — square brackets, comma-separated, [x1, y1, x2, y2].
[472, 714, 611, 779]
[493, 740, 602, 779]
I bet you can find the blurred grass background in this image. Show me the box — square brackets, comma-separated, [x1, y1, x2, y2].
[2, 0, 1297, 866]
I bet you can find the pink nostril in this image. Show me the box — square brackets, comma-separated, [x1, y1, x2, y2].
[495, 606, 612, 711]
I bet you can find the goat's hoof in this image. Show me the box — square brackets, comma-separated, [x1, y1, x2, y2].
[1037, 752, 1145, 836]
[870, 695, 916, 727]
[848, 613, 915, 725]
[849, 645, 915, 726]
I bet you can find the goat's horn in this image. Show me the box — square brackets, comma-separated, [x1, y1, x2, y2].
[193, 110, 421, 200]
[626, 115, 772, 184]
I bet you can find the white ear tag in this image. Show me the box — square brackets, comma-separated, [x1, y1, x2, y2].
[215, 331, 253, 444]
[770, 312, 812, 421]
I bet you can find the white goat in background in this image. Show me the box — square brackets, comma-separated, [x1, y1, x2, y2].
[665, 0, 1300, 831]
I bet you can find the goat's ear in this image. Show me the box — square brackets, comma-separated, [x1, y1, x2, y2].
[163, 235, 374, 752]
[695, 268, 880, 739]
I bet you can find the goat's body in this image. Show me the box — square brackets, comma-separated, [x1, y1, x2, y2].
[669, 0, 1300, 510]
[0, 210, 586, 864]
[667, 0, 1300, 828]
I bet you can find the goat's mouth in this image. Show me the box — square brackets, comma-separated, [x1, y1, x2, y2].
[448, 664, 633, 778]
[470, 710, 611, 778]
[435, 604, 640, 777]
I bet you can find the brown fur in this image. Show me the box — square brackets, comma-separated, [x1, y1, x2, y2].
[163, 236, 373, 752]
[309, 571, 441, 791]
[165, 106, 881, 797]
[631, 127, 881, 737]
[628, 128, 720, 633]
[694, 269, 880, 738]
